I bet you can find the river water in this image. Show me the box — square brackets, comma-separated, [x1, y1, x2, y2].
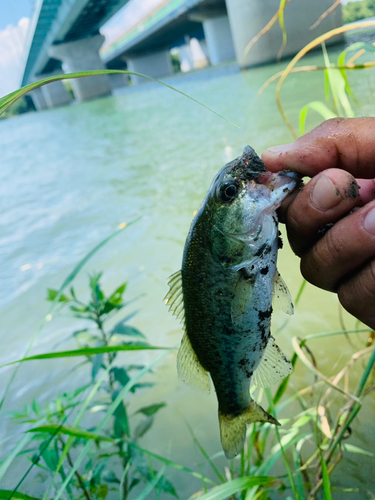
[1, 46, 375, 497]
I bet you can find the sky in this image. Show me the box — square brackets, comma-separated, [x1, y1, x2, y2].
[0, 17, 30, 96]
[0, 0, 33, 96]
[0, 0, 33, 30]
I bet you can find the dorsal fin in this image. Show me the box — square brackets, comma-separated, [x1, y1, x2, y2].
[165, 271, 210, 394]
[272, 270, 294, 315]
[252, 336, 292, 388]
[165, 270, 185, 322]
[177, 333, 211, 394]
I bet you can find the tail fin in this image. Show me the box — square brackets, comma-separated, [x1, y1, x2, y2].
[219, 401, 280, 459]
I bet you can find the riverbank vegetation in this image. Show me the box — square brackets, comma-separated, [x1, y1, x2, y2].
[1, 6, 375, 500]
[2, 232, 375, 500]
[343, 0, 375, 24]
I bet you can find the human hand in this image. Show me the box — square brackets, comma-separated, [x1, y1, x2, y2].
[262, 118, 375, 329]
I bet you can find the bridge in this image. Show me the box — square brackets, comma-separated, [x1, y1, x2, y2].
[22, 0, 344, 110]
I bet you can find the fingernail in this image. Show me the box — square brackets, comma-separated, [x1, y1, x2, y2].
[364, 207, 375, 235]
[266, 143, 293, 154]
[311, 175, 342, 211]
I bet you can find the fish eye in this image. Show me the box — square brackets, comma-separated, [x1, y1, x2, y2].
[219, 181, 238, 203]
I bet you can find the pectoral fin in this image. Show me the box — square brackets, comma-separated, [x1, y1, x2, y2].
[177, 333, 211, 395]
[272, 270, 294, 315]
[231, 270, 254, 329]
[252, 336, 293, 388]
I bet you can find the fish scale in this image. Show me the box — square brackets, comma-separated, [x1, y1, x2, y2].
[166, 146, 299, 459]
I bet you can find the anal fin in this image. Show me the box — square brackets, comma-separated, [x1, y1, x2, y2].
[219, 401, 280, 459]
[252, 336, 292, 388]
[177, 333, 210, 395]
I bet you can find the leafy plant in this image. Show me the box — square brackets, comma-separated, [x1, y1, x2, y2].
[5, 273, 175, 500]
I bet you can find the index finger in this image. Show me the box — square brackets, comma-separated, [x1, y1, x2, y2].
[261, 117, 375, 179]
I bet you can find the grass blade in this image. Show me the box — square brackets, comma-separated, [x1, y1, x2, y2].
[292, 447, 305, 500]
[304, 328, 372, 342]
[320, 452, 333, 500]
[310, 0, 342, 30]
[337, 42, 375, 99]
[257, 430, 309, 475]
[299, 101, 336, 136]
[0, 434, 33, 482]
[0, 71, 238, 128]
[0, 492, 48, 500]
[321, 42, 354, 119]
[188, 476, 277, 500]
[134, 465, 167, 500]
[292, 337, 359, 401]
[266, 389, 301, 500]
[27, 425, 115, 443]
[275, 20, 375, 138]
[243, 0, 291, 59]
[277, 0, 288, 61]
[185, 421, 225, 483]
[1, 344, 167, 368]
[127, 442, 215, 485]
[342, 443, 374, 457]
[295, 279, 306, 307]
[326, 343, 375, 463]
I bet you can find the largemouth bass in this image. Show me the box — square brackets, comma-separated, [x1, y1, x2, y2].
[166, 146, 298, 459]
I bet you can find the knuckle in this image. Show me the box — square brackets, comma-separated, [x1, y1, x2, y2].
[305, 118, 344, 137]
[286, 202, 312, 256]
[323, 117, 346, 128]
[322, 228, 345, 265]
[338, 259, 375, 323]
[300, 246, 328, 289]
[299, 230, 345, 292]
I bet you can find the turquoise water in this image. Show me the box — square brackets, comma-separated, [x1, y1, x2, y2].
[1, 50, 375, 497]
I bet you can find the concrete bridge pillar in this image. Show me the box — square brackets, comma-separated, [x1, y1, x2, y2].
[108, 72, 129, 90]
[178, 37, 208, 72]
[29, 88, 48, 111]
[178, 43, 195, 72]
[203, 15, 235, 65]
[126, 50, 173, 85]
[48, 34, 111, 102]
[37, 71, 71, 108]
[224, 0, 344, 67]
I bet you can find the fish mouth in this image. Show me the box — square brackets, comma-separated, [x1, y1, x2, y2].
[249, 171, 299, 212]
[224, 224, 262, 242]
[258, 171, 300, 190]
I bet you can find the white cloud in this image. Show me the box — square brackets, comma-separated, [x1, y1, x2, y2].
[0, 17, 30, 97]
[101, 0, 165, 49]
